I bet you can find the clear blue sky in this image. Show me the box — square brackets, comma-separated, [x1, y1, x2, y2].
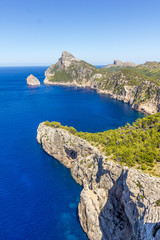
[0, 0, 160, 66]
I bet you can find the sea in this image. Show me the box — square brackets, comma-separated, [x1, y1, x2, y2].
[0, 66, 144, 240]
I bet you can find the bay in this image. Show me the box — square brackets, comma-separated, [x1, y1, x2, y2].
[0, 67, 144, 240]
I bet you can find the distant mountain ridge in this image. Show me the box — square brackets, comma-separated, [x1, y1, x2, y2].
[104, 59, 137, 68]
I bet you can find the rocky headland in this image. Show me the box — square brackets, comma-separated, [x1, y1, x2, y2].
[37, 122, 160, 240]
[43, 51, 160, 115]
[26, 74, 40, 86]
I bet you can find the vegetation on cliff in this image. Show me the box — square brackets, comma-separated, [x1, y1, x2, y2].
[104, 62, 160, 85]
[134, 62, 160, 83]
[47, 59, 101, 83]
[46, 52, 160, 87]
[45, 53, 160, 115]
[44, 113, 160, 176]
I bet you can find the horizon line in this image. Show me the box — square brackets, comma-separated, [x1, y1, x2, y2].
[0, 64, 107, 67]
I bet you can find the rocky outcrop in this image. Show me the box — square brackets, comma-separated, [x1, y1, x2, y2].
[37, 123, 160, 240]
[26, 74, 40, 86]
[58, 51, 80, 68]
[43, 52, 160, 115]
[44, 51, 96, 85]
[104, 60, 137, 68]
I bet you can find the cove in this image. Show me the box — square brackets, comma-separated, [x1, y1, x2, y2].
[0, 67, 144, 240]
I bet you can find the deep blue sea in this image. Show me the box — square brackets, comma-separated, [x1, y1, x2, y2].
[0, 67, 144, 240]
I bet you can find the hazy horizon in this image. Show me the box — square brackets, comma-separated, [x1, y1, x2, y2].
[0, 51, 158, 67]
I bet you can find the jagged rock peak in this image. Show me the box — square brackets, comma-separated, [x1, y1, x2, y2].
[59, 51, 79, 68]
[61, 51, 75, 59]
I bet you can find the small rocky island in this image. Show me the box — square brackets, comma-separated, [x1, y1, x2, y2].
[26, 74, 40, 86]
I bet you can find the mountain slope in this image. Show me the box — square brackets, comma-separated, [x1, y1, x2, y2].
[134, 61, 160, 83]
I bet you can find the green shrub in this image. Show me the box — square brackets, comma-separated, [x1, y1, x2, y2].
[156, 199, 160, 206]
[88, 163, 93, 168]
[136, 180, 143, 190]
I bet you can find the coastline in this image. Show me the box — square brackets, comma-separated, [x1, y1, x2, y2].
[43, 78, 155, 115]
[37, 123, 160, 240]
[41, 52, 160, 239]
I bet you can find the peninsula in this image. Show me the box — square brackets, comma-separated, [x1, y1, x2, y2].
[37, 115, 160, 240]
[44, 51, 160, 114]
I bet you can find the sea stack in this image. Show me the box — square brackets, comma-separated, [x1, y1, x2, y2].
[26, 74, 40, 86]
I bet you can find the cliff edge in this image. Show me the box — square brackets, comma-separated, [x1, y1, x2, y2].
[37, 122, 160, 240]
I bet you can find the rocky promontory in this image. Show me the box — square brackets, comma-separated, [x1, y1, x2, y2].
[43, 51, 160, 115]
[37, 122, 160, 240]
[26, 74, 40, 86]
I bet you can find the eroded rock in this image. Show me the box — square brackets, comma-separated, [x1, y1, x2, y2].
[37, 123, 160, 240]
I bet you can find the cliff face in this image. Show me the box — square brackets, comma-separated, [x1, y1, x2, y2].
[44, 52, 160, 115]
[37, 123, 160, 240]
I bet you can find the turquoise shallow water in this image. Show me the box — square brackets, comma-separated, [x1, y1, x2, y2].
[0, 67, 144, 240]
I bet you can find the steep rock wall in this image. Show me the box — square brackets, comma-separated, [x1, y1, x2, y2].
[37, 123, 160, 240]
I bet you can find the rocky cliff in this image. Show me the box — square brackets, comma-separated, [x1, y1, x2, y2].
[44, 52, 160, 115]
[37, 123, 160, 240]
[26, 74, 40, 86]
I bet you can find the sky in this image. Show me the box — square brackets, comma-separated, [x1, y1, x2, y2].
[0, 0, 160, 66]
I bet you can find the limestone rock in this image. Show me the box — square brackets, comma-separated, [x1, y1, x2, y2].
[26, 74, 40, 86]
[59, 51, 79, 68]
[37, 123, 160, 240]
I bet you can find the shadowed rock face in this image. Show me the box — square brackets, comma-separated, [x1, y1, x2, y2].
[26, 74, 40, 86]
[37, 123, 160, 240]
[99, 171, 136, 240]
